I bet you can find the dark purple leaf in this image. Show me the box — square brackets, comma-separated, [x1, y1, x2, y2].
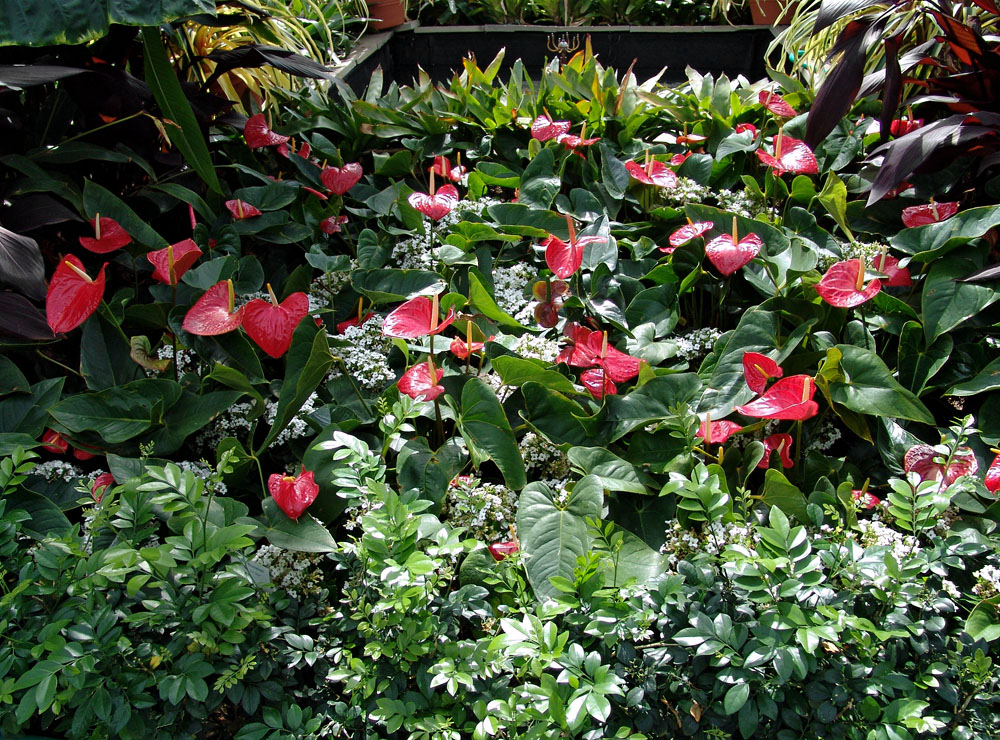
[0, 293, 53, 341]
[813, 0, 886, 34]
[202, 45, 335, 89]
[0, 65, 87, 89]
[4, 195, 82, 232]
[878, 35, 903, 144]
[858, 41, 935, 98]
[0, 226, 45, 301]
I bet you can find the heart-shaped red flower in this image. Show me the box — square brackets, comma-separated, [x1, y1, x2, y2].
[407, 184, 460, 220]
[759, 89, 797, 117]
[986, 453, 1000, 493]
[382, 295, 456, 339]
[321, 163, 363, 196]
[735, 122, 758, 136]
[580, 368, 617, 400]
[242, 288, 310, 358]
[543, 233, 606, 279]
[816, 259, 881, 308]
[669, 221, 713, 248]
[903, 444, 978, 485]
[625, 159, 678, 188]
[705, 232, 762, 276]
[556, 130, 600, 150]
[531, 114, 571, 142]
[41, 429, 69, 454]
[696, 419, 743, 445]
[758, 433, 794, 469]
[91, 472, 115, 503]
[268, 467, 319, 521]
[872, 254, 912, 287]
[244, 113, 290, 148]
[225, 199, 262, 220]
[901, 201, 959, 228]
[557, 324, 641, 383]
[889, 118, 923, 136]
[46, 255, 107, 334]
[182, 280, 243, 336]
[398, 360, 445, 400]
[320, 215, 349, 234]
[736, 374, 818, 421]
[147, 239, 203, 285]
[79, 216, 131, 254]
[756, 135, 818, 175]
[488, 540, 519, 562]
[742, 351, 783, 395]
[449, 336, 487, 359]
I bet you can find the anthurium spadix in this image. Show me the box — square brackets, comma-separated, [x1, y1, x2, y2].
[242, 284, 310, 358]
[147, 239, 202, 285]
[46, 255, 107, 334]
[736, 375, 819, 421]
[79, 215, 131, 254]
[625, 150, 678, 188]
[382, 294, 455, 339]
[755, 133, 818, 176]
[816, 259, 882, 308]
[742, 351, 783, 394]
[225, 199, 262, 220]
[321, 163, 363, 196]
[705, 217, 762, 276]
[182, 280, 243, 336]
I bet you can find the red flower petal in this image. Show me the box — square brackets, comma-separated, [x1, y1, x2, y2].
[225, 200, 262, 220]
[46, 256, 106, 334]
[449, 336, 487, 359]
[242, 291, 310, 358]
[268, 467, 319, 521]
[872, 254, 912, 287]
[669, 221, 713, 247]
[488, 540, 519, 562]
[901, 201, 959, 228]
[147, 239, 202, 285]
[742, 352, 783, 395]
[758, 433, 794, 469]
[986, 453, 1000, 493]
[407, 184, 460, 220]
[398, 361, 445, 400]
[903, 444, 978, 485]
[41, 428, 69, 454]
[321, 163, 363, 196]
[696, 419, 743, 445]
[531, 115, 571, 142]
[705, 232, 762, 276]
[79, 217, 131, 254]
[759, 89, 797, 117]
[556, 132, 600, 149]
[181, 280, 243, 336]
[736, 374, 818, 421]
[91, 472, 115, 503]
[544, 234, 605, 279]
[889, 118, 923, 136]
[816, 259, 882, 308]
[853, 489, 881, 509]
[625, 160, 678, 188]
[755, 135, 817, 175]
[244, 113, 290, 148]
[580, 368, 617, 400]
[382, 295, 456, 339]
[669, 153, 690, 166]
[320, 215, 349, 234]
[676, 133, 708, 146]
[578, 331, 641, 383]
[337, 312, 375, 334]
[735, 122, 758, 136]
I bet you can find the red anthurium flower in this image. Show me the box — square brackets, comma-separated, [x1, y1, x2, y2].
[669, 220, 713, 248]
[557, 323, 642, 383]
[321, 163, 363, 196]
[268, 466, 319, 522]
[408, 183, 460, 221]
[182, 280, 243, 336]
[382, 294, 456, 339]
[696, 419, 743, 445]
[756, 135, 818, 175]
[90, 472, 115, 503]
[986, 453, 1000, 493]
[543, 214, 606, 279]
[79, 216, 131, 254]
[398, 359, 445, 401]
[320, 215, 349, 234]
[225, 199, 262, 220]
[759, 89, 797, 117]
[244, 113, 290, 148]
[337, 311, 375, 334]
[449, 336, 488, 359]
[531, 114, 571, 142]
[276, 139, 310, 159]
[758, 433, 794, 469]
[705, 219, 762, 276]
[736, 374, 819, 421]
[904, 444, 978, 485]
[676, 133, 707, 146]
[41, 429, 69, 454]
[735, 122, 758, 136]
[872, 253, 912, 287]
[816, 259, 882, 308]
[147, 239, 202, 285]
[47, 255, 107, 334]
[488, 540, 519, 562]
[901, 200, 959, 228]
[556, 123, 600, 150]
[73, 446, 96, 461]
[242, 285, 309, 358]
[625, 158, 679, 188]
[580, 368, 617, 400]
[853, 488, 881, 509]
[669, 152, 690, 166]
[301, 185, 328, 200]
[532, 279, 570, 328]
[742, 351, 783, 394]
[890, 118, 923, 136]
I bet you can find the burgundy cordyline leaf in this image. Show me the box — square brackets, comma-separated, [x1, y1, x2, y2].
[337, 312, 375, 334]
[696, 419, 743, 445]
[755, 135, 818, 175]
[398, 360, 445, 401]
[408, 184, 460, 221]
[580, 368, 617, 399]
[488, 540, 519, 562]
[742, 351, 783, 395]
[449, 336, 485, 359]
[669, 221, 712, 247]
[79, 216, 131, 254]
[986, 453, 1000, 493]
[46, 255, 107, 334]
[268, 467, 319, 521]
[242, 290, 309, 358]
[225, 200, 262, 220]
[244, 113, 290, 148]
[758, 433, 794, 469]
[816, 259, 882, 308]
[543, 234, 605, 279]
[321, 163, 363, 195]
[382, 295, 455, 339]
[625, 160, 678, 188]
[736, 375, 819, 421]
[904, 444, 979, 485]
[531, 115, 571, 142]
[705, 232, 762, 276]
[147, 239, 202, 285]
[759, 89, 798, 117]
[901, 200, 959, 228]
[320, 215, 348, 234]
[853, 489, 881, 509]
[872, 254, 912, 287]
[182, 280, 243, 336]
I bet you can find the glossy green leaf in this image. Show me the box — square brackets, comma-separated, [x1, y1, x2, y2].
[567, 447, 648, 493]
[897, 321, 952, 396]
[892, 204, 1000, 261]
[456, 378, 526, 490]
[762, 469, 809, 522]
[80, 310, 141, 390]
[0, 378, 63, 436]
[921, 257, 999, 343]
[518, 148, 560, 210]
[947, 356, 1000, 397]
[966, 597, 1000, 642]
[260, 498, 337, 553]
[353, 268, 445, 304]
[585, 373, 702, 444]
[491, 355, 576, 394]
[520, 382, 594, 447]
[829, 344, 933, 424]
[49, 378, 182, 443]
[0, 355, 29, 395]
[5, 489, 71, 538]
[148, 389, 244, 455]
[468, 271, 528, 329]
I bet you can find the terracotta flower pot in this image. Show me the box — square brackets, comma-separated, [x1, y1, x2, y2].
[749, 0, 796, 25]
[368, 0, 406, 30]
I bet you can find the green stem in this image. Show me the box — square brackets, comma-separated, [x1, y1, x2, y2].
[37, 350, 83, 379]
[333, 356, 373, 417]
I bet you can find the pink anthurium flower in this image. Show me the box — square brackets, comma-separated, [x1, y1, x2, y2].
[676, 133, 707, 147]
[382, 294, 456, 339]
[337, 311, 375, 334]
[696, 419, 743, 445]
[756, 134, 818, 175]
[182, 280, 243, 336]
[531, 114, 571, 142]
[759, 89, 797, 117]
[853, 488, 881, 509]
[901, 200, 959, 228]
[669, 152, 690, 166]
[147, 239, 202, 285]
[816, 259, 882, 308]
[625, 153, 679, 188]
[705, 217, 762, 276]
[543, 214, 607, 279]
[904, 444, 978, 485]
[91, 472, 115, 503]
[398, 359, 445, 401]
[758, 433, 794, 469]
[79, 215, 131, 254]
[242, 285, 309, 358]
[742, 351, 783, 395]
[449, 336, 488, 359]
[407, 178, 460, 221]
[669, 220, 713, 248]
[225, 199, 262, 220]
[580, 368, 617, 400]
[321, 163, 363, 196]
[320, 215, 349, 234]
[872, 253, 912, 287]
[488, 540, 519, 562]
[268, 466, 319, 522]
[556, 123, 600, 150]
[244, 113, 290, 148]
[736, 374, 819, 421]
[276, 139, 310, 159]
[557, 323, 641, 383]
[985, 453, 1000, 493]
[735, 122, 758, 136]
[46, 255, 107, 334]
[41, 429, 69, 454]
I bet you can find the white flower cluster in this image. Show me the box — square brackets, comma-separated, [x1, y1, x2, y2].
[660, 177, 710, 206]
[266, 392, 319, 447]
[153, 344, 199, 377]
[659, 519, 760, 569]
[392, 231, 438, 270]
[442, 475, 519, 542]
[511, 332, 563, 364]
[492, 263, 535, 317]
[851, 516, 918, 561]
[30, 460, 84, 483]
[934, 505, 960, 537]
[805, 417, 842, 454]
[197, 393, 319, 452]
[837, 239, 887, 265]
[480, 371, 514, 402]
[973, 564, 1000, 600]
[330, 316, 395, 392]
[176, 459, 228, 496]
[519, 432, 570, 480]
[941, 579, 961, 600]
[311, 262, 356, 306]
[715, 188, 770, 219]
[252, 544, 326, 600]
[673, 327, 721, 364]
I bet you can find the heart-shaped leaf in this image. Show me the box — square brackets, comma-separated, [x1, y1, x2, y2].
[242, 291, 310, 358]
[46, 256, 106, 334]
[321, 163, 363, 195]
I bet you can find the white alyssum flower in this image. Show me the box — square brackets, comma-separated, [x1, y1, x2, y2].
[442, 475, 519, 542]
[329, 315, 396, 393]
[511, 333, 563, 364]
[519, 432, 570, 480]
[252, 544, 326, 600]
[30, 460, 85, 483]
[973, 564, 1000, 600]
[673, 327, 721, 364]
